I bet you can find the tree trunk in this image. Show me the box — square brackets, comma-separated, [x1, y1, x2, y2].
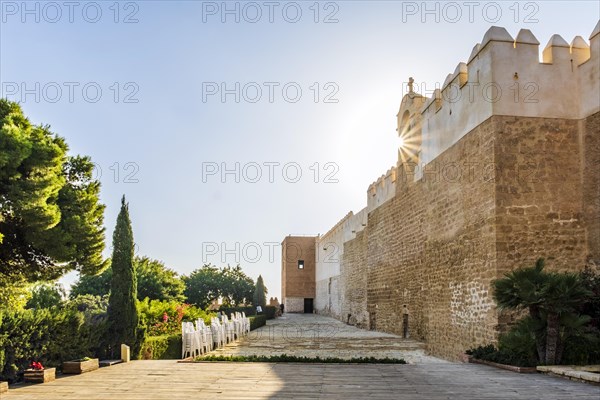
[529, 305, 545, 363]
[556, 335, 564, 365]
[545, 312, 560, 365]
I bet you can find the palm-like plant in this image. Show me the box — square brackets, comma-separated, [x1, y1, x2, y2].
[493, 259, 592, 365]
[540, 272, 591, 364]
[493, 259, 547, 361]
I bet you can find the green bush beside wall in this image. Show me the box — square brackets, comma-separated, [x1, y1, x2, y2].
[249, 315, 266, 330]
[220, 305, 278, 320]
[141, 334, 182, 360]
[0, 308, 106, 382]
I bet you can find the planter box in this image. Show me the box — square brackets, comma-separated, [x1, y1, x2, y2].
[24, 367, 56, 383]
[1, 381, 8, 394]
[63, 358, 99, 374]
[469, 358, 537, 373]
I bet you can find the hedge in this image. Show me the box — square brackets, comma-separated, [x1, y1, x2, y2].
[196, 354, 407, 363]
[0, 308, 106, 382]
[249, 315, 266, 330]
[465, 344, 536, 368]
[141, 334, 182, 360]
[263, 306, 277, 320]
[219, 306, 254, 316]
[141, 318, 265, 360]
[220, 305, 278, 320]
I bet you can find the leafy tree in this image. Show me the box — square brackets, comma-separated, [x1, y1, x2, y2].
[0, 275, 31, 311]
[541, 272, 591, 364]
[220, 265, 255, 306]
[0, 99, 106, 284]
[70, 257, 185, 302]
[70, 268, 112, 299]
[137, 257, 185, 302]
[253, 275, 267, 308]
[26, 282, 65, 309]
[183, 264, 256, 308]
[493, 259, 547, 360]
[67, 294, 108, 315]
[493, 259, 591, 365]
[183, 265, 222, 309]
[106, 196, 144, 358]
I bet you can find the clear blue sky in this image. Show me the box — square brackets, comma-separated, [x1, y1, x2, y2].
[1, 1, 598, 299]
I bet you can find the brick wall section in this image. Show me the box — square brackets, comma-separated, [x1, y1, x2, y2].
[423, 116, 499, 359]
[334, 114, 598, 361]
[366, 187, 426, 339]
[494, 116, 589, 276]
[341, 229, 369, 328]
[281, 236, 316, 308]
[363, 116, 498, 360]
[583, 112, 600, 265]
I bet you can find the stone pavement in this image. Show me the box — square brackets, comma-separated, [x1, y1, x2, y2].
[4, 360, 599, 399]
[5, 315, 599, 399]
[209, 313, 446, 364]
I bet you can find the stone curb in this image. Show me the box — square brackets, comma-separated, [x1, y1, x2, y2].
[469, 358, 538, 373]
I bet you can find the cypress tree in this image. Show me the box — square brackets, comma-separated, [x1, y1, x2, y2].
[107, 196, 141, 357]
[253, 275, 267, 308]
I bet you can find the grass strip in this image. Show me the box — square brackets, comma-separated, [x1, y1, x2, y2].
[194, 354, 406, 364]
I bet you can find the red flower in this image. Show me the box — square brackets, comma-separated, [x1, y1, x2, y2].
[30, 361, 44, 370]
[162, 312, 169, 323]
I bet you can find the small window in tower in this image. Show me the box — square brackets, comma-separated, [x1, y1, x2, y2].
[298, 260, 304, 269]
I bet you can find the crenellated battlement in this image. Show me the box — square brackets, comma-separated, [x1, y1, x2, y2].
[320, 211, 353, 242]
[316, 21, 600, 273]
[367, 166, 397, 212]
[400, 22, 600, 168]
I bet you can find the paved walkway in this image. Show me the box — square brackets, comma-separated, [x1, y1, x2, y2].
[5, 315, 599, 399]
[209, 313, 445, 364]
[5, 360, 599, 399]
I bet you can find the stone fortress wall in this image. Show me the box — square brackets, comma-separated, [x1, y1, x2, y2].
[311, 23, 600, 360]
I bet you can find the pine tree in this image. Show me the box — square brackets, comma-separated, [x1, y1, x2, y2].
[107, 196, 143, 358]
[253, 275, 267, 308]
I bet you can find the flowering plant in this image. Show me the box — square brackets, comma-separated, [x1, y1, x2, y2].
[30, 361, 44, 370]
[138, 299, 215, 336]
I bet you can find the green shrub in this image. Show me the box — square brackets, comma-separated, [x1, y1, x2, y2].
[0, 308, 103, 382]
[561, 326, 600, 365]
[580, 267, 600, 329]
[467, 314, 600, 367]
[141, 335, 182, 360]
[263, 306, 277, 320]
[220, 305, 277, 320]
[466, 344, 536, 368]
[138, 299, 214, 336]
[219, 306, 255, 317]
[249, 315, 266, 330]
[465, 344, 496, 359]
[496, 317, 539, 366]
